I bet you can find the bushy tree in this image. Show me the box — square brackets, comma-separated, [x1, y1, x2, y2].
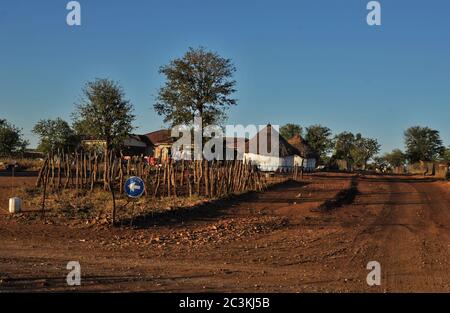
[384, 149, 406, 168]
[0, 119, 28, 157]
[280, 123, 303, 141]
[72, 79, 134, 151]
[72, 78, 134, 193]
[333, 132, 380, 169]
[304, 124, 333, 164]
[33, 118, 78, 153]
[350, 134, 381, 169]
[441, 147, 450, 162]
[333, 132, 355, 165]
[154, 47, 237, 128]
[404, 126, 444, 162]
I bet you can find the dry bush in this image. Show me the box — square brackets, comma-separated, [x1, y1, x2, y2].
[16, 186, 207, 226]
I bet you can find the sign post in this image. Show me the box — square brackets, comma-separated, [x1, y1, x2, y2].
[124, 176, 145, 198]
[124, 176, 145, 226]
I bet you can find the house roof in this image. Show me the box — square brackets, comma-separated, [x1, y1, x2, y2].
[127, 134, 152, 146]
[143, 130, 248, 148]
[144, 129, 174, 145]
[142, 127, 316, 158]
[245, 124, 302, 158]
[287, 134, 315, 158]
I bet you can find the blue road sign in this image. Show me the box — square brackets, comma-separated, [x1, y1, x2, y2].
[124, 176, 145, 198]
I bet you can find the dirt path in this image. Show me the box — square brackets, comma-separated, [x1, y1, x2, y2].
[348, 177, 450, 292]
[0, 174, 448, 292]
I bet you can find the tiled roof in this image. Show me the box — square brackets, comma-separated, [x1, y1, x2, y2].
[144, 129, 174, 145]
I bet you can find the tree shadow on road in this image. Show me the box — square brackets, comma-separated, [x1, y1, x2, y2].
[315, 177, 359, 212]
[118, 180, 309, 229]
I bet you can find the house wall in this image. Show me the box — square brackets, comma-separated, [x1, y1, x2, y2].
[293, 155, 316, 171]
[154, 144, 172, 161]
[244, 153, 316, 172]
[303, 158, 316, 171]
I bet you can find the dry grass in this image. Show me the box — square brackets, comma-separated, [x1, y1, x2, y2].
[8, 172, 297, 225]
[14, 186, 208, 226]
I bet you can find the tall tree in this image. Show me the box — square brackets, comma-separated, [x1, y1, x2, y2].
[350, 134, 381, 169]
[72, 78, 134, 192]
[304, 124, 333, 164]
[384, 149, 406, 168]
[154, 47, 237, 128]
[72, 79, 134, 151]
[0, 119, 28, 157]
[404, 126, 444, 162]
[280, 123, 302, 141]
[333, 131, 356, 167]
[33, 118, 78, 153]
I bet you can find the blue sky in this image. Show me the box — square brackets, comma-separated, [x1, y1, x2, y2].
[1, 0, 449, 153]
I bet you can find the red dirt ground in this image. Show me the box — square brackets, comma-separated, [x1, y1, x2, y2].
[0, 173, 449, 292]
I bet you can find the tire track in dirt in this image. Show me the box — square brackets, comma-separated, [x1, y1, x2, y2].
[408, 182, 450, 290]
[346, 176, 449, 292]
[1, 174, 448, 292]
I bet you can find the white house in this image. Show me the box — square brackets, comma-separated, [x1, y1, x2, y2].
[287, 134, 316, 171]
[243, 124, 316, 172]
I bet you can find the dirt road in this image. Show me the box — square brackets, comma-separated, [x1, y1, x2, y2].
[0, 174, 448, 292]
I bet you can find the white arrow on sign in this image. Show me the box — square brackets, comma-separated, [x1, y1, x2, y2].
[129, 182, 141, 192]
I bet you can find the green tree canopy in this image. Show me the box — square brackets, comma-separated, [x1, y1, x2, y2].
[333, 131, 355, 164]
[280, 123, 303, 141]
[32, 118, 78, 153]
[72, 79, 134, 151]
[0, 119, 28, 157]
[350, 134, 381, 169]
[383, 149, 406, 168]
[333, 132, 380, 169]
[404, 126, 444, 162]
[304, 124, 333, 163]
[154, 47, 237, 128]
[441, 147, 450, 162]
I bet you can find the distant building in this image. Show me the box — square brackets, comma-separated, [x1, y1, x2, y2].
[287, 134, 317, 170]
[81, 135, 152, 156]
[23, 149, 45, 159]
[122, 135, 153, 156]
[243, 124, 316, 172]
[80, 127, 318, 170]
[80, 139, 107, 153]
[144, 129, 176, 161]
